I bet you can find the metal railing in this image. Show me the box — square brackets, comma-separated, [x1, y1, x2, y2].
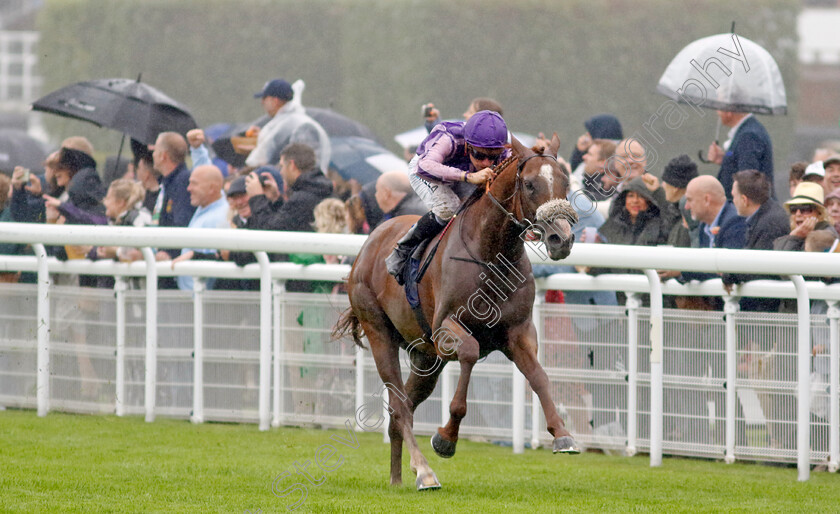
[0, 222, 838, 481]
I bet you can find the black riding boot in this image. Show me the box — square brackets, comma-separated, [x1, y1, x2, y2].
[385, 211, 446, 284]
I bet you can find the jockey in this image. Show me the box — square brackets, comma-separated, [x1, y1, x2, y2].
[386, 110, 510, 283]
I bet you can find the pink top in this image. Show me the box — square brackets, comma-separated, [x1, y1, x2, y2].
[417, 136, 473, 183]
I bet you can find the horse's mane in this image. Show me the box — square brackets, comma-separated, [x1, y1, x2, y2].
[460, 154, 519, 211]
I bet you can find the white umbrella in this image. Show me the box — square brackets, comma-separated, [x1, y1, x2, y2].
[656, 33, 787, 116]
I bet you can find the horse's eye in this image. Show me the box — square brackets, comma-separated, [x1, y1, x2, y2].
[525, 181, 536, 193]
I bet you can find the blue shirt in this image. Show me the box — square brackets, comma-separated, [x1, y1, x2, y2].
[177, 194, 230, 291]
[703, 205, 725, 248]
[189, 144, 212, 168]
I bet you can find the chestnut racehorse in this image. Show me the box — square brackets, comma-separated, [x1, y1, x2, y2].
[334, 135, 580, 490]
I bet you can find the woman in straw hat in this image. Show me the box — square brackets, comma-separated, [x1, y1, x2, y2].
[773, 182, 838, 252]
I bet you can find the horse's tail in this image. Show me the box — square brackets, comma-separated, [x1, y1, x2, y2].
[332, 307, 366, 349]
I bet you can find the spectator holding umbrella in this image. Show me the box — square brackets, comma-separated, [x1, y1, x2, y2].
[656, 34, 785, 200]
[706, 106, 774, 199]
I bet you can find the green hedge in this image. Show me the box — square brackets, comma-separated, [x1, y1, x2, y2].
[37, 0, 799, 188]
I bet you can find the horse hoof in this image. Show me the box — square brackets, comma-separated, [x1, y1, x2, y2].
[553, 436, 581, 454]
[416, 472, 441, 491]
[431, 432, 457, 458]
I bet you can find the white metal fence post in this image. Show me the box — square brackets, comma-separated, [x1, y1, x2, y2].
[190, 278, 206, 424]
[791, 275, 811, 481]
[723, 296, 740, 464]
[33, 243, 49, 417]
[140, 247, 157, 423]
[440, 361, 452, 432]
[382, 385, 389, 443]
[643, 270, 663, 467]
[827, 301, 840, 473]
[513, 361, 526, 454]
[626, 292, 641, 457]
[256, 252, 272, 432]
[272, 279, 286, 428]
[531, 289, 544, 450]
[355, 343, 366, 434]
[114, 277, 127, 417]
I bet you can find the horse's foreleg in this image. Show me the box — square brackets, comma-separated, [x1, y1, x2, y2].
[432, 318, 479, 458]
[506, 322, 580, 454]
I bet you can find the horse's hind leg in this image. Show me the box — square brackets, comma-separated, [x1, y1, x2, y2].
[359, 319, 441, 490]
[506, 322, 580, 454]
[384, 352, 443, 488]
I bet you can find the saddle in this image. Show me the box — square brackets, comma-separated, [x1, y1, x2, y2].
[401, 218, 456, 338]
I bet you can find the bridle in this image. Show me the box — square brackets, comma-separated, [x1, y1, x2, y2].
[452, 152, 563, 268]
[484, 152, 559, 233]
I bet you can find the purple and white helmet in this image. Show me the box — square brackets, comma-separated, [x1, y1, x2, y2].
[464, 110, 507, 149]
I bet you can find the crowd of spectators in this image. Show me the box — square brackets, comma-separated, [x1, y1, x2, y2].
[1, 84, 839, 316]
[2, 85, 839, 441]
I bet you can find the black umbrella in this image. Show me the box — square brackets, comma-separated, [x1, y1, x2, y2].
[31, 78, 198, 145]
[0, 129, 53, 175]
[330, 136, 407, 185]
[306, 107, 377, 141]
[210, 119, 267, 168]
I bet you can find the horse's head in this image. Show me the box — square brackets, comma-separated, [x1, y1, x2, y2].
[510, 134, 578, 260]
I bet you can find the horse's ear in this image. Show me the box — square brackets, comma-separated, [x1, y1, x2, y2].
[548, 132, 561, 157]
[510, 134, 532, 159]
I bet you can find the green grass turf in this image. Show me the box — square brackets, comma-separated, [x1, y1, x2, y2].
[1, 409, 838, 513]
